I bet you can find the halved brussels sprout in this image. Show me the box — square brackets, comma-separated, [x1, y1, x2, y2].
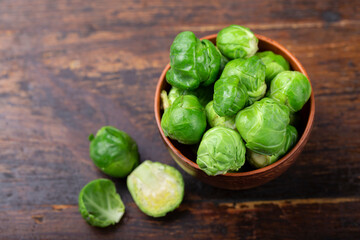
[197, 127, 246, 176]
[247, 125, 298, 168]
[167, 85, 214, 107]
[213, 75, 249, 116]
[220, 56, 267, 104]
[166, 31, 221, 90]
[127, 160, 184, 218]
[161, 95, 207, 144]
[78, 179, 125, 227]
[216, 25, 258, 60]
[255, 51, 290, 85]
[268, 71, 312, 112]
[205, 101, 236, 129]
[89, 126, 139, 178]
[235, 98, 290, 155]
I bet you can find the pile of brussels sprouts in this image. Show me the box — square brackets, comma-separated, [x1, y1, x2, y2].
[78, 126, 185, 227]
[161, 25, 312, 175]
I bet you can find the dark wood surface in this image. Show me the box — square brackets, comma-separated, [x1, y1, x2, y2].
[0, 0, 359, 239]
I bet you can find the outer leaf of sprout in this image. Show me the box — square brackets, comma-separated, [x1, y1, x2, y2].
[78, 179, 125, 227]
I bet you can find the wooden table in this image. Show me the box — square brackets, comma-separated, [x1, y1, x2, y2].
[1, 0, 359, 239]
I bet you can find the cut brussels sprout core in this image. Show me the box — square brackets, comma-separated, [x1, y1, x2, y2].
[127, 160, 184, 218]
[78, 179, 125, 227]
[89, 126, 139, 178]
[197, 127, 246, 176]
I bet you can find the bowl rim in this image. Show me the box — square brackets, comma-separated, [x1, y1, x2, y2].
[154, 33, 315, 177]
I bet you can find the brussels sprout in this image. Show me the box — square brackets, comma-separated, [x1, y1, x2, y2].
[220, 56, 267, 104]
[216, 25, 258, 60]
[197, 127, 246, 175]
[167, 85, 214, 107]
[213, 75, 249, 116]
[235, 98, 290, 155]
[201, 39, 222, 86]
[89, 126, 139, 178]
[255, 51, 290, 85]
[168, 87, 185, 105]
[127, 160, 184, 218]
[205, 101, 236, 129]
[161, 90, 170, 110]
[247, 125, 298, 168]
[268, 71, 312, 112]
[78, 179, 125, 227]
[166, 31, 221, 90]
[161, 95, 207, 144]
[215, 46, 229, 73]
[247, 149, 278, 169]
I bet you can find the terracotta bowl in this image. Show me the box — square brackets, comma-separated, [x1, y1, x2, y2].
[154, 33, 315, 190]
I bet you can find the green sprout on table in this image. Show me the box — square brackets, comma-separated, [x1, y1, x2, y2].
[89, 126, 139, 178]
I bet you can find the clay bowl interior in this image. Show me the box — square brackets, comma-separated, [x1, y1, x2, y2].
[154, 33, 315, 190]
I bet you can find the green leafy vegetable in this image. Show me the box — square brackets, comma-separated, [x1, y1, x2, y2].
[205, 101, 236, 129]
[216, 25, 258, 60]
[220, 56, 267, 104]
[235, 98, 290, 155]
[215, 47, 229, 74]
[268, 71, 312, 112]
[201, 39, 222, 86]
[161, 95, 207, 144]
[213, 75, 249, 116]
[89, 126, 139, 178]
[167, 85, 214, 107]
[255, 51, 290, 85]
[78, 179, 125, 227]
[247, 125, 298, 168]
[166, 31, 221, 90]
[197, 127, 246, 175]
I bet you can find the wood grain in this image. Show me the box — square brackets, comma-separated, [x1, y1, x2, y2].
[1, 198, 360, 239]
[0, 0, 359, 239]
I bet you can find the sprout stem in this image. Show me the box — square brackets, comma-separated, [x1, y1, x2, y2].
[161, 90, 170, 110]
